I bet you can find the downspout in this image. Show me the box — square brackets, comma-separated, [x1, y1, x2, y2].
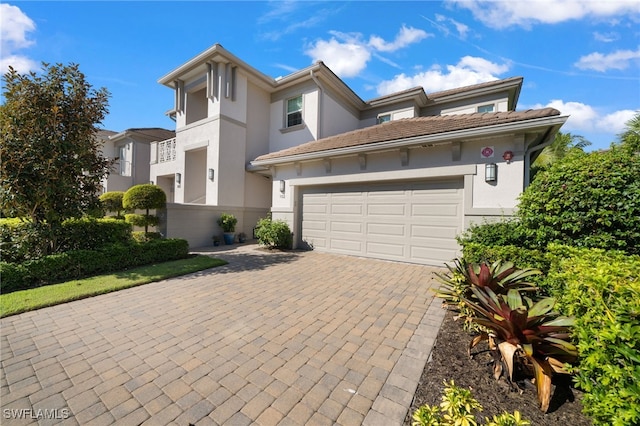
[524, 128, 555, 187]
[310, 70, 323, 140]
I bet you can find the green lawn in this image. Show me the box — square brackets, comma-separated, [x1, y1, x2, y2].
[0, 255, 227, 318]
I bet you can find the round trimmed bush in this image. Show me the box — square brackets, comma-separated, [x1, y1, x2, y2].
[123, 184, 166, 211]
[99, 191, 125, 218]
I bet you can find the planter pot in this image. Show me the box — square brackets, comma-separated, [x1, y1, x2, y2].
[223, 232, 235, 245]
[213, 240, 220, 247]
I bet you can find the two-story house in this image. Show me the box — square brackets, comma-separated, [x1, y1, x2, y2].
[150, 44, 567, 266]
[101, 128, 175, 193]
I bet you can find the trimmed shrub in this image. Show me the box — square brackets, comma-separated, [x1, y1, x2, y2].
[457, 218, 526, 248]
[0, 238, 189, 293]
[546, 246, 640, 425]
[123, 184, 166, 233]
[0, 217, 132, 263]
[255, 217, 292, 249]
[99, 191, 125, 218]
[517, 148, 640, 254]
[132, 231, 162, 243]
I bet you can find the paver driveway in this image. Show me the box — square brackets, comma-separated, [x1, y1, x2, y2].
[1, 245, 445, 425]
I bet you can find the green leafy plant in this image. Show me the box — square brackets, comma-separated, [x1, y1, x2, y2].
[411, 381, 529, 426]
[255, 216, 292, 249]
[217, 213, 237, 233]
[99, 191, 126, 218]
[436, 259, 540, 330]
[463, 287, 577, 412]
[123, 184, 166, 233]
[546, 246, 640, 425]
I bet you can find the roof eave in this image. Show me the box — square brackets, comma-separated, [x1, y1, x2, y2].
[158, 43, 276, 89]
[250, 114, 568, 167]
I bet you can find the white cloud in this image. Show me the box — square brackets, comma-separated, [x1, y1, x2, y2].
[305, 35, 371, 78]
[593, 31, 619, 43]
[434, 14, 470, 39]
[376, 56, 509, 95]
[305, 25, 429, 78]
[0, 4, 37, 72]
[447, 0, 639, 29]
[368, 25, 430, 52]
[533, 99, 637, 135]
[574, 48, 640, 72]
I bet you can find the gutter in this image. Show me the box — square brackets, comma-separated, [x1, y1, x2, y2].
[310, 70, 323, 140]
[251, 115, 568, 167]
[523, 123, 562, 187]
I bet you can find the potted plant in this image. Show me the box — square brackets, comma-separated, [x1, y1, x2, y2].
[238, 232, 247, 243]
[212, 235, 221, 246]
[217, 213, 237, 245]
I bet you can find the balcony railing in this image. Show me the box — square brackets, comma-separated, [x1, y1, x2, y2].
[157, 137, 176, 163]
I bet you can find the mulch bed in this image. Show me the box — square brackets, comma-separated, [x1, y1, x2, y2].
[405, 309, 592, 425]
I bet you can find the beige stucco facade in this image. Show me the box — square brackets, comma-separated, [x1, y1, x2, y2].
[149, 43, 566, 264]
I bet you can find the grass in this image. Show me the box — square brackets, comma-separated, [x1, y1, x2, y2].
[0, 255, 227, 318]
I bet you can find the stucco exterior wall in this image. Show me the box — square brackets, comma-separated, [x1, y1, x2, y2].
[269, 133, 527, 246]
[159, 203, 269, 248]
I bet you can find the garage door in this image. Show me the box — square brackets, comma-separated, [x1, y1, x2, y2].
[301, 180, 463, 266]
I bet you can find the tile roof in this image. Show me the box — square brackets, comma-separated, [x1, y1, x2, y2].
[255, 108, 560, 162]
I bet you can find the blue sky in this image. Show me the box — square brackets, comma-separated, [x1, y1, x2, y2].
[2, 1, 639, 151]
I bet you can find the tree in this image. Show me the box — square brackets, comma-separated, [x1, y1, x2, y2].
[531, 132, 590, 180]
[0, 63, 111, 228]
[123, 184, 166, 233]
[99, 191, 125, 218]
[617, 112, 640, 154]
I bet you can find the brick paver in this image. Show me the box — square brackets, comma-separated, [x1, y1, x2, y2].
[1, 244, 445, 425]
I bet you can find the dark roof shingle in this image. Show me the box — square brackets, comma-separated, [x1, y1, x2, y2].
[255, 108, 560, 162]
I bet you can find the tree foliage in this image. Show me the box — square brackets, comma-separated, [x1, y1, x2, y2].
[0, 63, 111, 226]
[99, 191, 125, 218]
[122, 184, 166, 233]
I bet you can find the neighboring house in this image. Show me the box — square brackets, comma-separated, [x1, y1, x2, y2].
[101, 128, 175, 193]
[151, 43, 567, 265]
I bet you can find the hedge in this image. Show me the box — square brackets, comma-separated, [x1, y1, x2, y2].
[546, 246, 640, 426]
[0, 217, 132, 263]
[0, 238, 189, 293]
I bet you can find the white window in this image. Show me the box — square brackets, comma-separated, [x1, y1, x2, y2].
[118, 144, 131, 176]
[286, 95, 303, 128]
[377, 114, 391, 124]
[477, 104, 494, 113]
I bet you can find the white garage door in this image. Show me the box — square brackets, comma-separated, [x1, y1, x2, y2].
[301, 180, 463, 266]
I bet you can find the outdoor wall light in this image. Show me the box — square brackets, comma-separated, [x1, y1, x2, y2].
[176, 173, 181, 185]
[485, 163, 497, 183]
[208, 168, 215, 181]
[502, 150, 514, 163]
[279, 180, 286, 193]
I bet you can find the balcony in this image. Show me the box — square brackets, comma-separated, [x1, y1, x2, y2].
[153, 137, 176, 164]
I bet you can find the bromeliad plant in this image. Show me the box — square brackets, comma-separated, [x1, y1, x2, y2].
[435, 259, 540, 330]
[463, 286, 577, 412]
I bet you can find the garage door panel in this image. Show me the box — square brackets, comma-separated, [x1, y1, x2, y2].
[330, 239, 362, 253]
[412, 224, 458, 239]
[412, 204, 459, 217]
[411, 246, 459, 263]
[367, 242, 405, 257]
[331, 204, 363, 215]
[368, 204, 406, 216]
[367, 223, 406, 236]
[301, 179, 462, 266]
[331, 221, 363, 233]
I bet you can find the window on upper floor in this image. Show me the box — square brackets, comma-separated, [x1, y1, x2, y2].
[377, 114, 391, 124]
[477, 104, 494, 113]
[117, 143, 131, 176]
[286, 95, 303, 128]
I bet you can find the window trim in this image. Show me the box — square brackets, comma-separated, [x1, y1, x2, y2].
[285, 95, 303, 128]
[376, 114, 391, 124]
[477, 104, 495, 113]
